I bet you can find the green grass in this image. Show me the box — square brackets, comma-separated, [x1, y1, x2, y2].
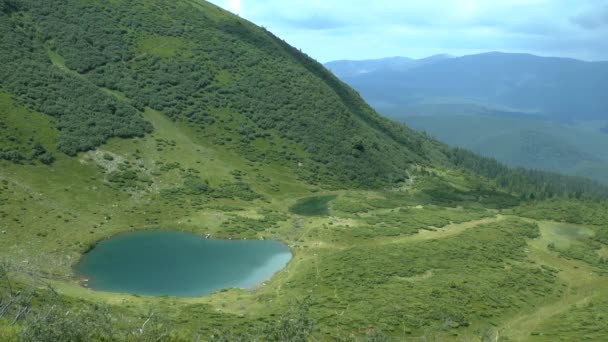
[137, 35, 192, 59]
[494, 220, 608, 341]
[0, 93, 58, 160]
[3, 136, 608, 339]
[2, 0, 608, 340]
[529, 298, 608, 341]
[1, 0, 445, 188]
[286, 218, 563, 338]
[512, 198, 608, 226]
[356, 207, 492, 236]
[289, 195, 337, 216]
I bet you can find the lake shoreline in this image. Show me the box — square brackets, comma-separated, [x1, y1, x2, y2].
[73, 229, 293, 298]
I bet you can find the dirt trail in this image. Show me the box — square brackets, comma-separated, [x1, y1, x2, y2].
[383, 215, 506, 245]
[498, 223, 608, 341]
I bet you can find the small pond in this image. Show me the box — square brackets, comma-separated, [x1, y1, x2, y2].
[289, 195, 337, 216]
[75, 230, 291, 297]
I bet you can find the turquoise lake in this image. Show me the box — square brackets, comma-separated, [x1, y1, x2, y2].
[75, 230, 292, 297]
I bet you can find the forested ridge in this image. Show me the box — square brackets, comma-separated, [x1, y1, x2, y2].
[1, 0, 605, 198]
[447, 148, 608, 199]
[0, 0, 437, 188]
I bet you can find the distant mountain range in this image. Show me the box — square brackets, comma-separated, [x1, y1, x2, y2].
[326, 52, 608, 122]
[324, 54, 453, 78]
[326, 52, 608, 184]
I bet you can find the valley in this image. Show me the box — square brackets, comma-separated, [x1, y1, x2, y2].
[326, 54, 608, 185]
[404, 113, 608, 185]
[1, 0, 608, 341]
[2, 100, 607, 339]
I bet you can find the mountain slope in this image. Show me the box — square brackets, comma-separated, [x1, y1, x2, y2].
[2, 1, 605, 195]
[2, 1, 608, 341]
[0, 0, 445, 188]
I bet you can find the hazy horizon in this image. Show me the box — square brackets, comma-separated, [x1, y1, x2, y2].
[209, 0, 608, 63]
[324, 51, 608, 63]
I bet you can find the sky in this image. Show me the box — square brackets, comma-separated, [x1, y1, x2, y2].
[207, 0, 608, 62]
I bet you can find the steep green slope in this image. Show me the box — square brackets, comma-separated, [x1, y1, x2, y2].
[2, 0, 607, 196]
[0, 0, 442, 188]
[2, 1, 608, 341]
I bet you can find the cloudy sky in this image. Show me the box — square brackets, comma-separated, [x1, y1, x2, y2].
[207, 0, 608, 62]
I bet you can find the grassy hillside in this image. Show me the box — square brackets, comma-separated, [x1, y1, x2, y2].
[2, 0, 608, 341]
[0, 0, 444, 188]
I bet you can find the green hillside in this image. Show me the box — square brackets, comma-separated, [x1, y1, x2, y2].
[2, 1, 608, 341]
[0, 0, 445, 188]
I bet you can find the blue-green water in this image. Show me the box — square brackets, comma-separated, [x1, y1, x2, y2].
[76, 230, 292, 297]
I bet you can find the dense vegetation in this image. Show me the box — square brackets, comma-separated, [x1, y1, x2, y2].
[0, 4, 152, 155]
[0, 0, 442, 188]
[0, 272, 319, 342]
[447, 148, 608, 199]
[3, 0, 606, 197]
[513, 198, 608, 226]
[293, 219, 558, 333]
[2, 0, 608, 341]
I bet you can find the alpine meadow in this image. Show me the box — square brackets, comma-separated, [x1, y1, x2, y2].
[1, 0, 608, 341]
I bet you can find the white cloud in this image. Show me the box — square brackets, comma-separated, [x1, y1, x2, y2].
[225, 0, 242, 14]
[207, 0, 608, 62]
